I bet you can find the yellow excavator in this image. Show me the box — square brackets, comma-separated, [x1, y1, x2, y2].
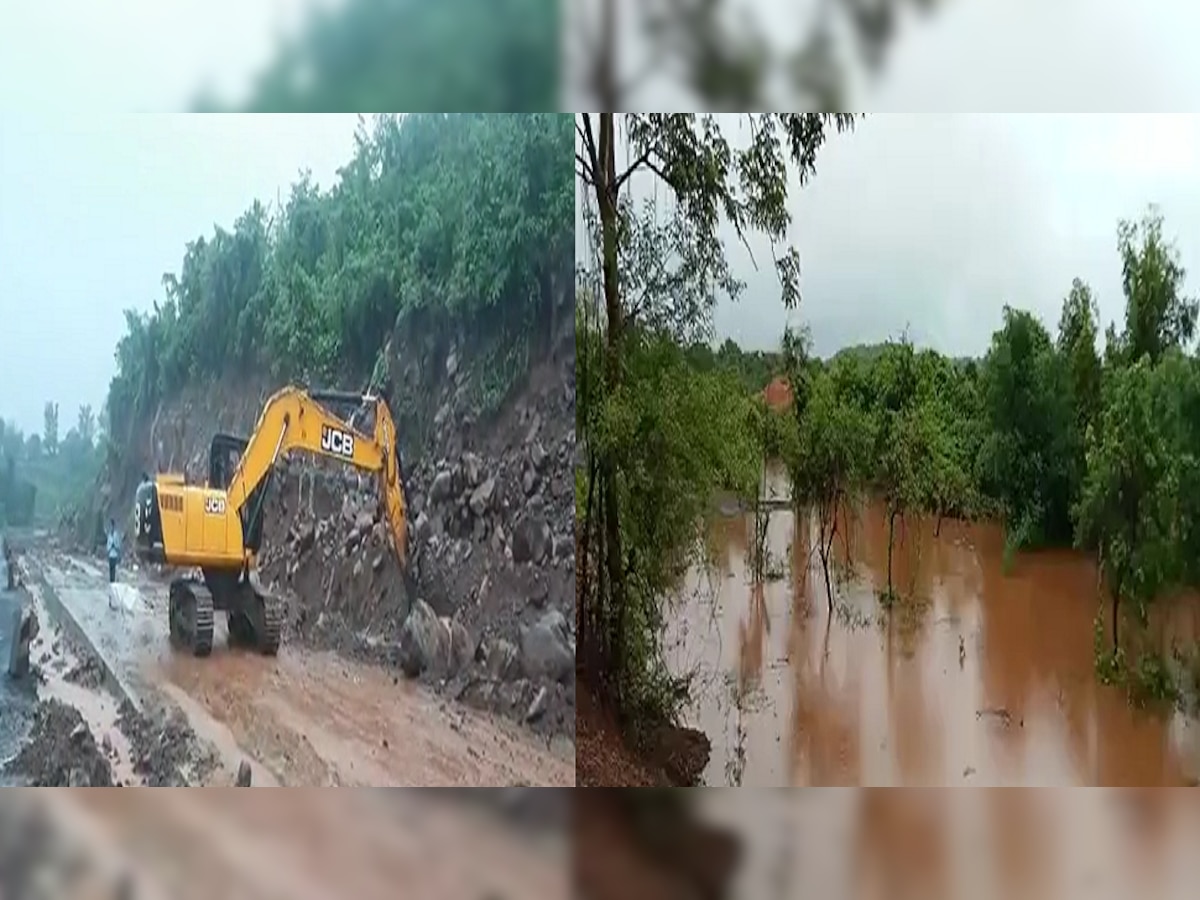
[131, 387, 410, 657]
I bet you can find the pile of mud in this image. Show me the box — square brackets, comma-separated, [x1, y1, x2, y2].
[256, 329, 577, 739]
[4, 698, 113, 787]
[117, 698, 217, 787]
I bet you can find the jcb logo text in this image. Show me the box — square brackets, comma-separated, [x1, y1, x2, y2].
[321, 425, 355, 458]
[204, 496, 226, 515]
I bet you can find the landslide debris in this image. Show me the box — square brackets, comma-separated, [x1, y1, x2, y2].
[116, 698, 217, 787]
[4, 698, 113, 787]
[75, 317, 577, 742]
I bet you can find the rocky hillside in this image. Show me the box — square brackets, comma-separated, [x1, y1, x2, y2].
[79, 316, 576, 741]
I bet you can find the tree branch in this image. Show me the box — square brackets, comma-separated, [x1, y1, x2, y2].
[613, 146, 655, 195]
[576, 152, 596, 184]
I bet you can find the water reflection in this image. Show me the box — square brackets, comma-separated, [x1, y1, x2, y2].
[693, 790, 1200, 900]
[663, 465, 1200, 786]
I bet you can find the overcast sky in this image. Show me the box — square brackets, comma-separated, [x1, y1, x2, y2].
[706, 113, 1200, 357]
[0, 0, 333, 111]
[571, 0, 1200, 356]
[4, 1, 1200, 433]
[578, 111, 1200, 359]
[0, 114, 359, 435]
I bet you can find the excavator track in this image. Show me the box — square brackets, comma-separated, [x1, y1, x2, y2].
[219, 580, 283, 656]
[168, 577, 214, 657]
[251, 584, 283, 656]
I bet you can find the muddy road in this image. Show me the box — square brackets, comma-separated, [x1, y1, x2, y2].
[665, 464, 1200, 786]
[17, 542, 573, 786]
[3, 788, 568, 900]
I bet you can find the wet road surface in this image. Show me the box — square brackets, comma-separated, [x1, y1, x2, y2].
[22, 546, 573, 786]
[0, 557, 35, 780]
[8, 788, 567, 900]
[665, 465, 1200, 786]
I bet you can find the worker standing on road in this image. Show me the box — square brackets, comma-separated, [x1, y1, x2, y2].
[106, 518, 121, 584]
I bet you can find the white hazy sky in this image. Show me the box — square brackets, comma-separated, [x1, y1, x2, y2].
[708, 113, 1200, 357]
[3, 1, 1200, 434]
[571, 0, 1200, 356]
[577, 111, 1200, 358]
[0, 114, 360, 434]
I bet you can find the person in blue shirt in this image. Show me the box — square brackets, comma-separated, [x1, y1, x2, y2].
[106, 518, 121, 583]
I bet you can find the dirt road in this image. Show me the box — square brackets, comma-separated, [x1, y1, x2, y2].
[19, 543, 573, 786]
[3, 788, 568, 900]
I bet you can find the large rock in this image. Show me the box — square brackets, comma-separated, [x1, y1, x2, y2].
[429, 469, 454, 504]
[519, 610, 573, 684]
[469, 476, 496, 518]
[398, 599, 446, 678]
[7, 605, 39, 679]
[397, 600, 472, 679]
[511, 514, 551, 565]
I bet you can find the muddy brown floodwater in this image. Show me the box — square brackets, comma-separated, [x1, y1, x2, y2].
[665, 464, 1200, 786]
[696, 789, 1200, 900]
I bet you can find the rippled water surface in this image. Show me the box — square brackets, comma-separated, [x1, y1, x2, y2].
[665, 464, 1200, 786]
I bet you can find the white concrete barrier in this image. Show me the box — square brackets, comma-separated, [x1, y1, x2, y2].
[108, 583, 142, 614]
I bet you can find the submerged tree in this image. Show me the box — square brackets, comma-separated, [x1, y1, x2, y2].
[575, 113, 856, 718]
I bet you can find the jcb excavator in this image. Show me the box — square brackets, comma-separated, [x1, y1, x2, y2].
[131, 387, 410, 657]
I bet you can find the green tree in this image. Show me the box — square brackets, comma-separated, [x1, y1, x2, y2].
[575, 112, 855, 720]
[105, 114, 573, 451]
[867, 339, 938, 601]
[977, 306, 1073, 552]
[76, 405, 96, 448]
[788, 360, 871, 611]
[1113, 206, 1198, 366]
[1075, 354, 1200, 649]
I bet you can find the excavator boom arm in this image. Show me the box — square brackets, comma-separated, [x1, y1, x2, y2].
[223, 386, 408, 565]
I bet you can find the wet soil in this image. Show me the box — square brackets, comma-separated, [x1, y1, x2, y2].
[575, 791, 744, 900]
[151, 625, 574, 786]
[1, 788, 568, 900]
[22, 544, 572, 786]
[577, 684, 711, 787]
[665, 464, 1200, 786]
[116, 697, 219, 787]
[5, 698, 114, 787]
[3, 573, 210, 788]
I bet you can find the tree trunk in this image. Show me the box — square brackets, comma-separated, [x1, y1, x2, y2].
[593, 113, 629, 707]
[578, 450, 597, 673]
[820, 514, 837, 614]
[1112, 590, 1121, 650]
[886, 508, 897, 600]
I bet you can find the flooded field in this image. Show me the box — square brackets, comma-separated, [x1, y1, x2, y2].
[699, 790, 1200, 900]
[665, 466, 1200, 786]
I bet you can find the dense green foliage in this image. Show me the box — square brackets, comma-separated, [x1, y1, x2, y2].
[105, 113, 572, 451]
[194, 0, 558, 113]
[576, 113, 859, 730]
[753, 207, 1200, 702]
[0, 406, 104, 529]
[577, 303, 762, 719]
